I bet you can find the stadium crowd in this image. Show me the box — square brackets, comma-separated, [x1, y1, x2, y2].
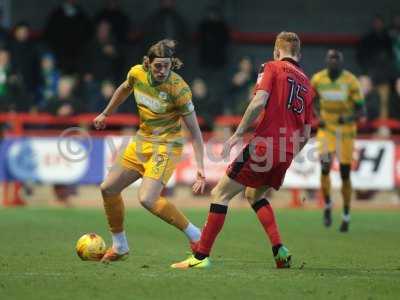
[0, 0, 399, 134]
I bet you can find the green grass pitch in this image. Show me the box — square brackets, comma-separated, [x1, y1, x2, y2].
[0, 207, 399, 299]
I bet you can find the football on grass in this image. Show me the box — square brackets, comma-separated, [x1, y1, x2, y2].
[75, 233, 106, 261]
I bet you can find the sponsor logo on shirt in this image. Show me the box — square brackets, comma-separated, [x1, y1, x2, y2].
[135, 90, 167, 113]
[320, 89, 348, 102]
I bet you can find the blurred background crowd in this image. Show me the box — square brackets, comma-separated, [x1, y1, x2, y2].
[0, 0, 399, 134]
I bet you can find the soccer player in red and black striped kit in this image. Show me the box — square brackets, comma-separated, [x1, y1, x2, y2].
[172, 32, 314, 269]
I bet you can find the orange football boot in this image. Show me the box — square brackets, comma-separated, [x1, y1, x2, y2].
[100, 248, 129, 263]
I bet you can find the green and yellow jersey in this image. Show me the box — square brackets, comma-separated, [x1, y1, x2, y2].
[126, 64, 194, 146]
[311, 69, 364, 135]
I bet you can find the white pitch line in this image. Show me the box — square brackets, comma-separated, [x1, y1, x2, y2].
[0, 272, 65, 277]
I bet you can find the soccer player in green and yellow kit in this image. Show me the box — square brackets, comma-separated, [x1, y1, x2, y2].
[311, 49, 366, 232]
[93, 39, 206, 261]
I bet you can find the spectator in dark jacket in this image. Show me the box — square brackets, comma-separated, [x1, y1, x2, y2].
[357, 15, 395, 120]
[197, 6, 230, 69]
[357, 15, 394, 83]
[84, 20, 122, 83]
[389, 14, 400, 76]
[9, 22, 39, 99]
[44, 0, 93, 74]
[95, 0, 131, 43]
[359, 75, 380, 122]
[143, 0, 189, 50]
[389, 77, 400, 120]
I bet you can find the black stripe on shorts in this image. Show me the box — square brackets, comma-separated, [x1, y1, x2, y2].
[227, 144, 251, 179]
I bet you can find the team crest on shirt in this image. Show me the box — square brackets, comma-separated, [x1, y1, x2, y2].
[159, 92, 168, 100]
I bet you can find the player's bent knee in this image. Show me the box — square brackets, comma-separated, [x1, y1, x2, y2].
[340, 164, 351, 180]
[138, 193, 157, 210]
[100, 182, 121, 198]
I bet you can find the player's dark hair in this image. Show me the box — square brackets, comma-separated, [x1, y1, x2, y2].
[142, 39, 183, 70]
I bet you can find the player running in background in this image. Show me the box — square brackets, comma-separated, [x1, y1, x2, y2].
[93, 39, 206, 262]
[311, 49, 366, 232]
[171, 32, 314, 269]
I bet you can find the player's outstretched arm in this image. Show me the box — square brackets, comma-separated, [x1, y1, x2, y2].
[235, 90, 269, 136]
[182, 111, 206, 194]
[93, 81, 131, 130]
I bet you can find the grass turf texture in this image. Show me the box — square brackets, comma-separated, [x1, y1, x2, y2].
[0, 208, 399, 300]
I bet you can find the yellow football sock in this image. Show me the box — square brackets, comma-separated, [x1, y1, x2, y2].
[103, 193, 124, 233]
[148, 197, 189, 231]
[321, 174, 331, 199]
[341, 179, 352, 210]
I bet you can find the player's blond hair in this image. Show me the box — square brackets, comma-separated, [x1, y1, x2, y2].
[274, 31, 301, 57]
[143, 39, 183, 70]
